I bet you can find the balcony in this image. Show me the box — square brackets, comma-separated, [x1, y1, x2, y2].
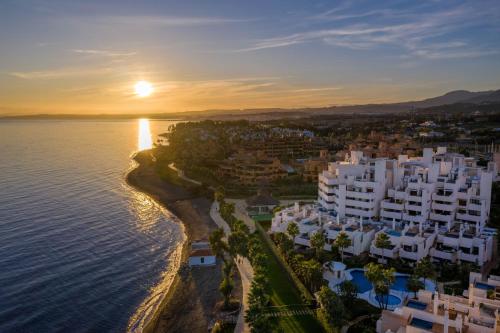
[405, 203, 425, 212]
[345, 199, 374, 209]
[370, 245, 399, 259]
[345, 190, 375, 200]
[407, 195, 423, 202]
[429, 212, 453, 223]
[459, 251, 479, 264]
[345, 208, 375, 218]
[319, 175, 340, 186]
[381, 200, 404, 211]
[456, 213, 481, 223]
[430, 248, 458, 262]
[399, 248, 420, 261]
[403, 214, 425, 224]
[467, 203, 483, 211]
[431, 202, 456, 212]
[381, 210, 402, 221]
[432, 193, 456, 202]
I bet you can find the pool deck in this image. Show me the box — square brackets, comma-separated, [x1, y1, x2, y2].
[325, 267, 437, 311]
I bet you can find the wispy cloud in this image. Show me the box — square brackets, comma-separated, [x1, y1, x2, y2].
[238, 3, 500, 60]
[9, 67, 113, 80]
[88, 15, 254, 27]
[72, 49, 137, 57]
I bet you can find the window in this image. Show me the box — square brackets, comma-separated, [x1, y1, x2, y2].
[201, 257, 205, 264]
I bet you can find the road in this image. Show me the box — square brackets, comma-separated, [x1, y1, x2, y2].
[210, 202, 254, 333]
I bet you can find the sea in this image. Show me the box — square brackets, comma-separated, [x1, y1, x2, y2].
[0, 119, 183, 333]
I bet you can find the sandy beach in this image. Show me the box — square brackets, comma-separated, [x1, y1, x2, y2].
[126, 151, 241, 333]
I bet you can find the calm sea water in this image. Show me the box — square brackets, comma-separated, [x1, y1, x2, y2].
[0, 120, 183, 333]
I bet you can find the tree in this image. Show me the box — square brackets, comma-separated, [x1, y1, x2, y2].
[214, 185, 226, 203]
[375, 232, 392, 263]
[415, 257, 435, 286]
[228, 230, 248, 257]
[297, 259, 324, 292]
[219, 276, 234, 309]
[287, 222, 299, 241]
[335, 232, 351, 263]
[219, 260, 234, 309]
[245, 302, 273, 333]
[209, 228, 227, 260]
[365, 263, 395, 310]
[220, 202, 235, 222]
[317, 286, 346, 331]
[338, 280, 357, 307]
[310, 231, 326, 260]
[407, 275, 424, 299]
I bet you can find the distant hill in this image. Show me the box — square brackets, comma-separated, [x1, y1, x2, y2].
[2, 88, 499, 120]
[406, 90, 495, 108]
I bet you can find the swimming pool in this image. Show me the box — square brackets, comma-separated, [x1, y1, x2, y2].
[375, 294, 401, 306]
[349, 269, 410, 293]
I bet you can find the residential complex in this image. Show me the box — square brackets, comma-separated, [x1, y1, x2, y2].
[271, 147, 497, 265]
[217, 150, 285, 185]
[377, 272, 500, 333]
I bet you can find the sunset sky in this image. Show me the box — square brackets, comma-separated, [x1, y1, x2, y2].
[1, 0, 500, 115]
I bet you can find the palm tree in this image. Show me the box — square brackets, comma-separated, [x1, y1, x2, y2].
[407, 275, 424, 299]
[375, 232, 392, 263]
[209, 228, 227, 260]
[365, 263, 395, 310]
[335, 232, 351, 263]
[286, 222, 299, 241]
[415, 257, 435, 287]
[310, 231, 326, 260]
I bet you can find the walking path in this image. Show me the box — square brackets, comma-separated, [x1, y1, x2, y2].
[210, 202, 254, 333]
[340, 314, 374, 333]
[225, 199, 256, 232]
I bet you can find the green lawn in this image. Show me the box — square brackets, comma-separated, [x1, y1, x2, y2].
[255, 229, 325, 333]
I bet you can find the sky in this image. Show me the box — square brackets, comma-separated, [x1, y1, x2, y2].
[1, 0, 500, 115]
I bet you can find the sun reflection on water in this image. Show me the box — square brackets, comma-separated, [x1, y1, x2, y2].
[138, 119, 153, 151]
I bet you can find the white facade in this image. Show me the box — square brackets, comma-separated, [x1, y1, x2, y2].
[271, 203, 377, 256]
[271, 148, 495, 265]
[317, 148, 495, 265]
[377, 273, 500, 333]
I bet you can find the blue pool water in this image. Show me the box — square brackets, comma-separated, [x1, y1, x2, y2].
[350, 270, 373, 293]
[350, 269, 410, 293]
[407, 300, 428, 310]
[386, 229, 401, 237]
[475, 282, 495, 290]
[410, 318, 433, 330]
[375, 294, 401, 306]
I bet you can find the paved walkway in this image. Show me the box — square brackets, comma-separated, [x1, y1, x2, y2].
[340, 314, 373, 333]
[210, 202, 254, 333]
[225, 199, 256, 232]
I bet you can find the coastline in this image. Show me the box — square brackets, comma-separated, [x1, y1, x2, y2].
[125, 150, 240, 333]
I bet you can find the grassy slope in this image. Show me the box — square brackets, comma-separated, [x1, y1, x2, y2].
[255, 230, 325, 333]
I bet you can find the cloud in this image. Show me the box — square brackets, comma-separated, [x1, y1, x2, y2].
[238, 3, 500, 60]
[72, 49, 137, 57]
[88, 15, 254, 27]
[9, 67, 112, 79]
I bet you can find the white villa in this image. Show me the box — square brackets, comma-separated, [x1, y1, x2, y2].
[271, 147, 496, 265]
[377, 272, 500, 333]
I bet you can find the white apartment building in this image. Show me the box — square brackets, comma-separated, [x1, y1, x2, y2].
[371, 223, 438, 262]
[377, 272, 500, 333]
[271, 203, 377, 255]
[271, 147, 495, 265]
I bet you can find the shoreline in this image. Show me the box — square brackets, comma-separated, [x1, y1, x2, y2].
[125, 153, 192, 333]
[125, 150, 236, 333]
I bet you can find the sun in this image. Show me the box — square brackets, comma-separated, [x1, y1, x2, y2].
[134, 81, 153, 97]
